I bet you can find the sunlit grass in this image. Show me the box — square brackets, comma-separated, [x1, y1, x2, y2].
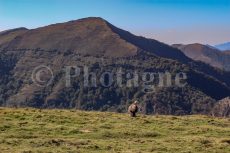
[0, 107, 230, 153]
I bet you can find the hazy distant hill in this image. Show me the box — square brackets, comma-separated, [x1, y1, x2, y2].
[0, 17, 229, 115]
[172, 43, 230, 71]
[215, 42, 230, 51]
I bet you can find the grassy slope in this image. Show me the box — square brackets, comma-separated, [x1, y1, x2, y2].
[0, 108, 230, 153]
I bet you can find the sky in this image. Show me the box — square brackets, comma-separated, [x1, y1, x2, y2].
[0, 0, 230, 45]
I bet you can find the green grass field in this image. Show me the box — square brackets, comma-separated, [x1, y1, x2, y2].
[0, 107, 230, 153]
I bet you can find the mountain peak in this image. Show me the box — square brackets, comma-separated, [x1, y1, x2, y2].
[175, 43, 220, 52]
[52, 17, 108, 28]
[0, 17, 191, 62]
[67, 17, 107, 25]
[77, 17, 105, 22]
[1, 17, 138, 57]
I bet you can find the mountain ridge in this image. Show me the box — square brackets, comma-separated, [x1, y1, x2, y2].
[0, 17, 229, 115]
[172, 43, 230, 71]
[0, 17, 138, 57]
[215, 42, 230, 51]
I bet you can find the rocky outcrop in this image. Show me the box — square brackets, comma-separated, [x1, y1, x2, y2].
[212, 97, 230, 117]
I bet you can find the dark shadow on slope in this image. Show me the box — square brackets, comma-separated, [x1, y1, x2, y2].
[107, 22, 191, 63]
[107, 22, 230, 88]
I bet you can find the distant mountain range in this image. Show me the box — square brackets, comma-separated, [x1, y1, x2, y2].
[0, 17, 229, 116]
[172, 43, 230, 71]
[214, 42, 230, 51]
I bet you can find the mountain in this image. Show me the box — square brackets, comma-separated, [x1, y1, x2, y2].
[172, 43, 230, 71]
[0, 18, 191, 62]
[0, 17, 229, 115]
[215, 42, 230, 51]
[0, 19, 137, 57]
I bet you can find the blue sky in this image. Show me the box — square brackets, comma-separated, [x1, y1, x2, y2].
[0, 0, 230, 45]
